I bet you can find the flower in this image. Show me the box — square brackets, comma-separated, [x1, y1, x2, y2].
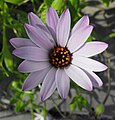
[34, 113, 44, 120]
[10, 7, 108, 102]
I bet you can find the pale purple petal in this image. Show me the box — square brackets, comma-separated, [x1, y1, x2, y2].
[18, 60, 51, 73]
[56, 9, 71, 47]
[71, 15, 89, 35]
[72, 56, 108, 72]
[55, 69, 70, 99]
[24, 24, 54, 50]
[10, 38, 36, 48]
[22, 66, 51, 91]
[74, 41, 108, 57]
[28, 12, 55, 45]
[64, 64, 93, 91]
[40, 67, 57, 101]
[13, 46, 49, 61]
[46, 7, 59, 40]
[67, 25, 93, 53]
[28, 12, 46, 28]
[82, 70, 103, 87]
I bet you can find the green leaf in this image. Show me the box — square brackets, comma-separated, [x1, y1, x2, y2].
[82, 97, 90, 109]
[15, 100, 27, 112]
[44, 0, 53, 7]
[108, 33, 115, 38]
[10, 92, 21, 104]
[101, 0, 110, 7]
[4, 44, 14, 71]
[69, 0, 80, 9]
[0, 0, 3, 8]
[95, 104, 105, 116]
[52, 0, 64, 11]
[76, 96, 83, 111]
[70, 103, 76, 112]
[5, 0, 29, 5]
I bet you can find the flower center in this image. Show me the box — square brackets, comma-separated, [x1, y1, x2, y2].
[49, 47, 72, 68]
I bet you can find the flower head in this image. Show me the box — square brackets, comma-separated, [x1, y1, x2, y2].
[10, 8, 108, 101]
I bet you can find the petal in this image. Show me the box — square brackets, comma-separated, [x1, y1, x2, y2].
[82, 70, 103, 87]
[22, 66, 51, 91]
[28, 12, 55, 45]
[67, 25, 93, 53]
[72, 56, 108, 72]
[13, 46, 49, 61]
[71, 15, 89, 34]
[46, 7, 59, 40]
[55, 69, 70, 99]
[18, 60, 51, 73]
[28, 12, 49, 31]
[40, 67, 57, 101]
[64, 64, 92, 91]
[10, 38, 36, 48]
[74, 41, 108, 57]
[56, 9, 71, 47]
[24, 24, 54, 50]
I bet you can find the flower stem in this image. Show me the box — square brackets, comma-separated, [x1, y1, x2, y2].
[51, 97, 66, 118]
[30, 100, 34, 120]
[42, 102, 47, 120]
[102, 51, 111, 104]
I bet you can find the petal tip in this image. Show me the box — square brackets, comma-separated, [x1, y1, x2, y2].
[9, 38, 15, 47]
[99, 82, 103, 87]
[28, 12, 34, 15]
[104, 43, 108, 49]
[18, 65, 22, 72]
[40, 96, 46, 102]
[84, 15, 89, 19]
[22, 85, 26, 91]
[48, 7, 54, 11]
[28, 12, 36, 19]
[88, 85, 93, 91]
[65, 8, 70, 14]
[104, 65, 108, 70]
[63, 8, 70, 15]
[24, 23, 29, 28]
[12, 50, 16, 55]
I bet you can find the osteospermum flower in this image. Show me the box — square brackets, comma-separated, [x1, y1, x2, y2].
[10, 8, 108, 101]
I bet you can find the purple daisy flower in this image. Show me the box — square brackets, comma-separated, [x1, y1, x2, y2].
[10, 8, 108, 102]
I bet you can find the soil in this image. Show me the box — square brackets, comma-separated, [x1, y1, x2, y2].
[49, 108, 114, 120]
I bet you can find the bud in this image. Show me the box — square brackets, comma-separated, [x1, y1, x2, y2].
[95, 104, 105, 116]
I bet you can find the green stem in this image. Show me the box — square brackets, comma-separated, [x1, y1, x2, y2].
[102, 51, 111, 104]
[43, 102, 47, 120]
[51, 97, 66, 118]
[29, 99, 34, 120]
[1, 1, 9, 76]
[31, 0, 36, 13]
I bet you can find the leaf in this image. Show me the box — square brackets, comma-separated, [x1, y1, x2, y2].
[69, 0, 80, 9]
[10, 92, 21, 104]
[82, 97, 90, 109]
[15, 100, 27, 112]
[108, 33, 115, 38]
[5, 0, 29, 5]
[101, 0, 110, 7]
[4, 44, 14, 71]
[95, 104, 105, 116]
[44, 0, 53, 7]
[76, 96, 83, 111]
[52, 0, 64, 11]
[70, 103, 76, 112]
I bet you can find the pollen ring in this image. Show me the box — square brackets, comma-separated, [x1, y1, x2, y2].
[49, 47, 72, 68]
